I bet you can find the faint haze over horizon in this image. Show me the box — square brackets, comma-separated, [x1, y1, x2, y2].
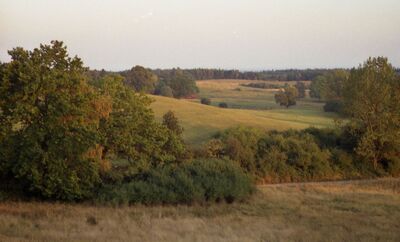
[1, 0, 399, 71]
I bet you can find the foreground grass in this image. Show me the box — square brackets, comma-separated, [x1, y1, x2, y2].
[1, 178, 399, 242]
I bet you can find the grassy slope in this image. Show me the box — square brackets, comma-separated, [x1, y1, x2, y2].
[1, 178, 399, 241]
[150, 80, 336, 145]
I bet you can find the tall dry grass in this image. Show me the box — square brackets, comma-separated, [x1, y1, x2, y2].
[1, 178, 399, 241]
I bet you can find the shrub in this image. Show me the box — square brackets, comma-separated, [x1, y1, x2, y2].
[96, 159, 254, 205]
[215, 126, 263, 175]
[219, 102, 228, 108]
[200, 98, 211, 105]
[156, 85, 174, 97]
[329, 149, 359, 178]
[163, 111, 183, 135]
[323, 100, 344, 113]
[257, 131, 333, 182]
[241, 82, 282, 89]
[387, 158, 400, 177]
[303, 127, 341, 149]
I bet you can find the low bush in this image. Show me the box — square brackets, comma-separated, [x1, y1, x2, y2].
[200, 98, 211, 105]
[206, 127, 390, 183]
[96, 159, 254, 205]
[219, 102, 228, 108]
[257, 130, 333, 182]
[323, 100, 344, 113]
[241, 82, 282, 89]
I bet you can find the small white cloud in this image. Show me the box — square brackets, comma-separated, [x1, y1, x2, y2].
[140, 10, 154, 19]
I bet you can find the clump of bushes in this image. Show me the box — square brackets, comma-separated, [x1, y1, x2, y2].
[256, 130, 334, 182]
[199, 126, 387, 183]
[200, 97, 211, 105]
[323, 100, 344, 113]
[219, 102, 228, 108]
[96, 159, 254, 205]
[241, 82, 283, 89]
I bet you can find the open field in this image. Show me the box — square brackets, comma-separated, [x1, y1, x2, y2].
[195, 79, 313, 110]
[1, 178, 399, 242]
[150, 79, 336, 145]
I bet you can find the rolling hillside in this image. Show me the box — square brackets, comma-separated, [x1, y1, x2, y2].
[150, 94, 336, 145]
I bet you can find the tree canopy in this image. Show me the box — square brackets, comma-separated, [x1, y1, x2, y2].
[121, 65, 158, 93]
[0, 41, 187, 200]
[0, 41, 110, 199]
[343, 57, 400, 169]
[274, 86, 298, 108]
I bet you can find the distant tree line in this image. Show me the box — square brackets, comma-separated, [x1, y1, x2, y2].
[88, 67, 199, 99]
[87, 66, 400, 102]
[154, 68, 340, 81]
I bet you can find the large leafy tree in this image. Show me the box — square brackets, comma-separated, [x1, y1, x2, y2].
[309, 75, 327, 99]
[164, 70, 198, 98]
[92, 75, 186, 173]
[274, 86, 298, 108]
[122, 65, 158, 93]
[343, 57, 400, 169]
[0, 41, 111, 200]
[295, 81, 306, 98]
[310, 70, 348, 101]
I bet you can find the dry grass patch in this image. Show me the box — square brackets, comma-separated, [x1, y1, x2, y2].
[1, 178, 399, 241]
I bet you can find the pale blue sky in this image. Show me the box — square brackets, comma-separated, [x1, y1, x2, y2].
[1, 0, 399, 70]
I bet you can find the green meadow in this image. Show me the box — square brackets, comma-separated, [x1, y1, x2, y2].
[150, 79, 337, 145]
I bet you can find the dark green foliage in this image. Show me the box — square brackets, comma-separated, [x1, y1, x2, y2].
[257, 131, 333, 182]
[160, 111, 187, 163]
[96, 159, 254, 205]
[385, 156, 400, 177]
[200, 98, 211, 105]
[153, 68, 331, 81]
[162, 111, 184, 136]
[310, 70, 348, 115]
[329, 149, 360, 178]
[323, 100, 344, 113]
[92, 75, 187, 172]
[343, 57, 400, 169]
[303, 127, 339, 148]
[154, 81, 174, 97]
[122, 65, 158, 93]
[295, 81, 306, 98]
[274, 86, 298, 108]
[215, 127, 263, 175]
[0, 42, 188, 201]
[207, 126, 391, 183]
[309, 70, 348, 101]
[159, 69, 199, 98]
[309, 75, 326, 99]
[0, 41, 105, 200]
[240, 82, 283, 89]
[219, 102, 228, 108]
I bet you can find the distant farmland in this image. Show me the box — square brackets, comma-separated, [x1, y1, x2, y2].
[150, 80, 336, 145]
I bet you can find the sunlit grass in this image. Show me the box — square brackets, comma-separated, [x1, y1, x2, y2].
[1, 178, 399, 242]
[150, 79, 337, 145]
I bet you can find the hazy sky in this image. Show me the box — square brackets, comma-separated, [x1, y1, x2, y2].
[1, 0, 399, 70]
